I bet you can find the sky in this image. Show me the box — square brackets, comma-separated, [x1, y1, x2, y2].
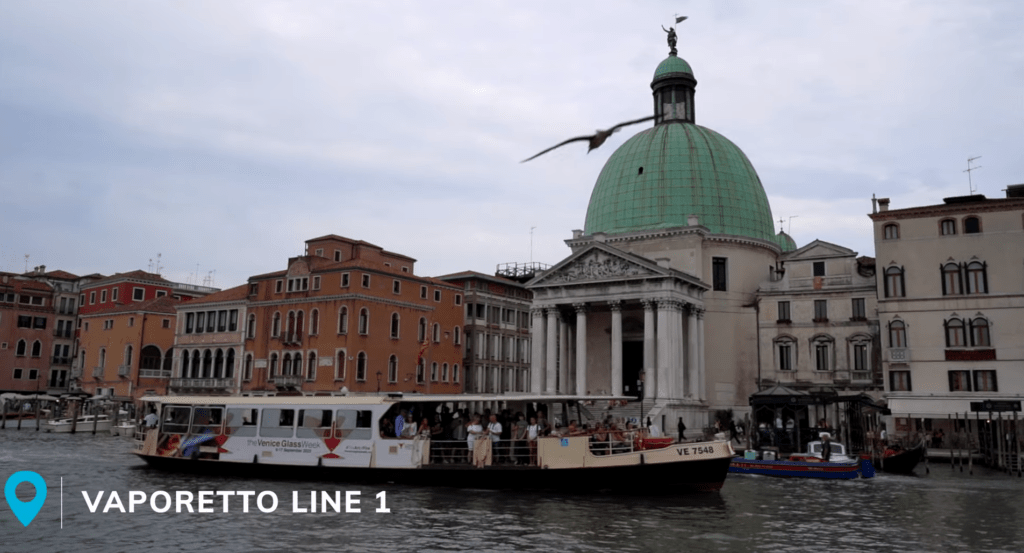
[2, 1, 1021, 289]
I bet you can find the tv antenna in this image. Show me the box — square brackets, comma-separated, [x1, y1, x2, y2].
[964, 156, 982, 194]
[788, 215, 799, 235]
[530, 226, 537, 263]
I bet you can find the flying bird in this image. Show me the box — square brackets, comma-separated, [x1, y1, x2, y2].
[521, 115, 655, 162]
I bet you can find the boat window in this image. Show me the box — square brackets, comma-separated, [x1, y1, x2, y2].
[335, 409, 372, 440]
[260, 408, 296, 438]
[297, 409, 333, 438]
[162, 406, 192, 434]
[225, 408, 258, 437]
[191, 407, 224, 435]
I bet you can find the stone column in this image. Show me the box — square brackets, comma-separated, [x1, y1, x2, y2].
[656, 298, 672, 401]
[574, 303, 588, 396]
[672, 301, 684, 401]
[687, 304, 699, 399]
[697, 308, 706, 401]
[558, 317, 569, 393]
[642, 299, 657, 401]
[610, 300, 623, 396]
[546, 308, 559, 394]
[530, 308, 545, 394]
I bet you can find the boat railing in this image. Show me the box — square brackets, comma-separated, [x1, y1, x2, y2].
[421, 432, 645, 466]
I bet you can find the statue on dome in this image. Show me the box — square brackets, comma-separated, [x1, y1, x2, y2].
[662, 25, 677, 56]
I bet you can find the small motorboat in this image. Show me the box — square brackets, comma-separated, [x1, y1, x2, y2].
[730, 439, 875, 479]
[44, 414, 113, 433]
[110, 421, 137, 438]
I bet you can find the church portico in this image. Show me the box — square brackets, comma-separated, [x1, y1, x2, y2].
[526, 243, 708, 409]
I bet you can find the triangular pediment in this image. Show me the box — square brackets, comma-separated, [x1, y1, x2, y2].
[782, 239, 856, 261]
[527, 243, 666, 287]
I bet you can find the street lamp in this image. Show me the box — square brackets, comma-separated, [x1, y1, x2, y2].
[376, 371, 382, 394]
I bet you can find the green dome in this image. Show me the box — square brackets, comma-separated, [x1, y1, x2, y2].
[775, 230, 797, 252]
[653, 55, 693, 81]
[583, 122, 776, 242]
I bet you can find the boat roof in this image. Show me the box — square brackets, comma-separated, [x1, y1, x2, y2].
[140, 393, 634, 406]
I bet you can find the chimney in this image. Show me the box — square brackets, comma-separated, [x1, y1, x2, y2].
[687, 214, 699, 226]
[878, 198, 890, 212]
[572, 229, 583, 239]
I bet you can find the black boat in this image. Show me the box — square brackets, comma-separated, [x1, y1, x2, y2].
[875, 444, 925, 474]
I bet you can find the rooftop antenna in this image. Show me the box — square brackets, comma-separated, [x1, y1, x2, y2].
[24, 254, 29, 273]
[788, 216, 799, 235]
[964, 156, 982, 194]
[530, 226, 537, 263]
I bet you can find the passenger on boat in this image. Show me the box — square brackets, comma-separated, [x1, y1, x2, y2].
[467, 415, 483, 452]
[144, 411, 158, 429]
[402, 412, 418, 439]
[512, 412, 528, 465]
[380, 418, 394, 438]
[536, 412, 551, 437]
[527, 416, 540, 465]
[591, 423, 610, 455]
[821, 434, 832, 462]
[487, 414, 503, 462]
[609, 423, 629, 453]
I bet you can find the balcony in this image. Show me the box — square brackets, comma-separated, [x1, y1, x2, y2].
[117, 364, 130, 377]
[271, 374, 303, 387]
[51, 356, 71, 366]
[281, 332, 304, 346]
[71, 368, 83, 379]
[52, 328, 72, 338]
[888, 348, 910, 363]
[139, 369, 171, 379]
[91, 366, 104, 378]
[169, 377, 234, 390]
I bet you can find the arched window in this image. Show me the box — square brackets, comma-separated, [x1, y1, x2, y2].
[889, 320, 907, 348]
[848, 335, 871, 372]
[338, 306, 348, 334]
[202, 349, 213, 378]
[225, 349, 235, 378]
[214, 348, 224, 378]
[191, 350, 201, 378]
[966, 261, 987, 294]
[181, 349, 191, 377]
[336, 351, 347, 380]
[964, 216, 981, 234]
[390, 313, 400, 339]
[941, 263, 962, 295]
[970, 317, 991, 347]
[418, 318, 427, 342]
[99, 348, 107, 368]
[356, 352, 367, 381]
[388, 355, 398, 383]
[454, 326, 461, 345]
[432, 323, 440, 343]
[774, 337, 795, 371]
[247, 314, 256, 338]
[269, 353, 278, 377]
[282, 353, 293, 376]
[358, 308, 369, 335]
[15, 339, 26, 356]
[286, 311, 296, 338]
[884, 266, 905, 298]
[431, 362, 438, 381]
[244, 354, 253, 381]
[453, 364, 460, 383]
[310, 309, 319, 336]
[940, 219, 956, 235]
[124, 345, 133, 366]
[883, 223, 899, 240]
[944, 318, 966, 347]
[812, 336, 833, 371]
[293, 353, 302, 377]
[31, 340, 42, 357]
[307, 352, 316, 381]
[441, 363, 449, 381]
[295, 310, 304, 337]
[272, 312, 281, 337]
[416, 361, 425, 383]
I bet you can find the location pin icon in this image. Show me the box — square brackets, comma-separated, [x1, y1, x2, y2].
[4, 471, 47, 527]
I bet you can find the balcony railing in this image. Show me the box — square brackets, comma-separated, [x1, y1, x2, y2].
[52, 329, 72, 338]
[139, 369, 171, 379]
[71, 368, 83, 379]
[270, 374, 303, 387]
[281, 332, 304, 345]
[91, 366, 104, 378]
[169, 377, 234, 389]
[888, 348, 910, 362]
[51, 356, 71, 365]
[117, 364, 130, 376]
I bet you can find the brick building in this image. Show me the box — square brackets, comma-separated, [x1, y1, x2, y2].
[0, 273, 56, 394]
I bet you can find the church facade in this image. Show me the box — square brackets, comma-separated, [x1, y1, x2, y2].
[527, 41, 799, 430]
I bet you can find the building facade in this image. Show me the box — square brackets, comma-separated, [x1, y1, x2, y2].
[175, 235, 466, 396]
[437, 269, 535, 394]
[870, 188, 1024, 433]
[0, 272, 56, 394]
[756, 240, 882, 395]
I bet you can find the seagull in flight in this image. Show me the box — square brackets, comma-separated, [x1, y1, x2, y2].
[521, 115, 655, 162]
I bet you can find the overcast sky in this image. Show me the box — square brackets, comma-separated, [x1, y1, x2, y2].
[2, 1, 1021, 289]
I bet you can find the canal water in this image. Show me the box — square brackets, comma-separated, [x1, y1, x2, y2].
[2, 426, 1023, 553]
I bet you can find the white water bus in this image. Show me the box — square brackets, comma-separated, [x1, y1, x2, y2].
[134, 394, 735, 493]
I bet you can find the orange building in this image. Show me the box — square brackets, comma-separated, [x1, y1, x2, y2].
[0, 273, 56, 394]
[77, 297, 179, 400]
[185, 235, 465, 396]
